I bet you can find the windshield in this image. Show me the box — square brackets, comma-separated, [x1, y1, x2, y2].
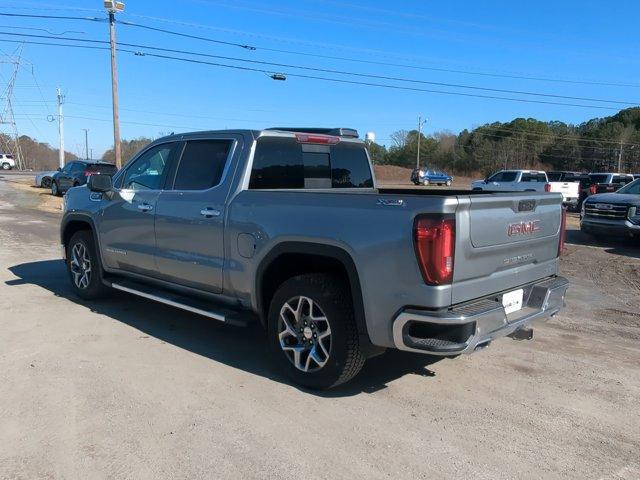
[616, 179, 640, 195]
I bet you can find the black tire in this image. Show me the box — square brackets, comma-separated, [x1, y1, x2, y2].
[66, 230, 110, 300]
[1, 162, 10, 170]
[267, 273, 365, 389]
[51, 180, 60, 196]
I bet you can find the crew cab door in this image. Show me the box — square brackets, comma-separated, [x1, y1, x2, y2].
[98, 142, 179, 275]
[154, 136, 240, 293]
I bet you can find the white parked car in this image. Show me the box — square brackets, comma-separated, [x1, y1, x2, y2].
[0, 153, 16, 170]
[35, 170, 58, 188]
[472, 170, 551, 192]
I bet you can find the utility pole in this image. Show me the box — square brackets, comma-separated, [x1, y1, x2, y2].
[617, 145, 623, 172]
[0, 46, 25, 170]
[83, 128, 89, 160]
[416, 116, 426, 170]
[57, 87, 65, 168]
[105, 1, 125, 168]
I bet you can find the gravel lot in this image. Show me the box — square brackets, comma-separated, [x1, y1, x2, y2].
[1, 173, 639, 479]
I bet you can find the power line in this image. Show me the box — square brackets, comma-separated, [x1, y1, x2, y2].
[119, 20, 256, 50]
[472, 125, 640, 147]
[0, 30, 637, 107]
[2, 11, 640, 89]
[0, 37, 622, 111]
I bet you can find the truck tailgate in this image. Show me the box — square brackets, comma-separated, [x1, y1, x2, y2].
[549, 181, 579, 200]
[451, 192, 562, 304]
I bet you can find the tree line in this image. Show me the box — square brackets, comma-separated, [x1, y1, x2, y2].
[4, 107, 640, 175]
[369, 107, 640, 176]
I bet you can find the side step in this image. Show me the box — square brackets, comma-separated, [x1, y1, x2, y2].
[108, 279, 249, 327]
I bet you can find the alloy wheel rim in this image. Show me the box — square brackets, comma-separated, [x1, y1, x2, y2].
[70, 242, 91, 289]
[278, 296, 331, 372]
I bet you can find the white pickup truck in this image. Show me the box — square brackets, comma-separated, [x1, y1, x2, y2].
[472, 170, 551, 193]
[546, 171, 581, 209]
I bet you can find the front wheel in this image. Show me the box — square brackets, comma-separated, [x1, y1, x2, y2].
[446, 180, 452, 186]
[66, 231, 110, 300]
[268, 274, 365, 389]
[1, 163, 10, 170]
[51, 181, 60, 196]
[422, 180, 430, 186]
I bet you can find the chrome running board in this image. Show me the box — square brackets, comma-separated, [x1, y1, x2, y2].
[110, 280, 247, 326]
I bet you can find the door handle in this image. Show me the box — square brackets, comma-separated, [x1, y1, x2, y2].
[137, 203, 153, 212]
[200, 208, 221, 218]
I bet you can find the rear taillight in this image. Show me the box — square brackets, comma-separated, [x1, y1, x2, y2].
[84, 170, 94, 177]
[589, 184, 597, 195]
[544, 183, 551, 192]
[295, 133, 340, 144]
[413, 216, 455, 285]
[558, 207, 567, 256]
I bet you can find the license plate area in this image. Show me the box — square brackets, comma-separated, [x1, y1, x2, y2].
[502, 288, 524, 315]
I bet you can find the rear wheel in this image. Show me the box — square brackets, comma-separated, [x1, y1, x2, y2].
[1, 162, 10, 170]
[66, 231, 110, 300]
[267, 274, 365, 389]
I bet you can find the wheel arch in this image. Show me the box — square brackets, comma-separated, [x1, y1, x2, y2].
[61, 214, 101, 258]
[255, 241, 374, 352]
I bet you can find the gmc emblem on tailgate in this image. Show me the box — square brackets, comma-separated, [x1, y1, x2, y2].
[507, 220, 541, 236]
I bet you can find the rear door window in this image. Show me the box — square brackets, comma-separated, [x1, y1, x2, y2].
[500, 171, 518, 182]
[172, 140, 232, 190]
[521, 173, 547, 182]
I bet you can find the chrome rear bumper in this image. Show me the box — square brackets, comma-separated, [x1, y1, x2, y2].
[392, 276, 569, 355]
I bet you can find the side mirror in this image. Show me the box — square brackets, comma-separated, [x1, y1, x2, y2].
[57, 167, 62, 172]
[484, 177, 489, 183]
[87, 174, 113, 192]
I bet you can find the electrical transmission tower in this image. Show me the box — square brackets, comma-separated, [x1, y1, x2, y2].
[0, 46, 25, 170]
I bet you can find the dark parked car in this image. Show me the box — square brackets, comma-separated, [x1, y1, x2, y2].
[51, 160, 117, 196]
[411, 169, 453, 186]
[581, 178, 640, 239]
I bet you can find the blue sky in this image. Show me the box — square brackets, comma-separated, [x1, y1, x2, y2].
[1, 0, 639, 158]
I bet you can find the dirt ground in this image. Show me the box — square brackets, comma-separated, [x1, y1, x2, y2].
[0, 173, 639, 479]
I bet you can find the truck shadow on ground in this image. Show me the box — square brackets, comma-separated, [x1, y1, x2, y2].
[565, 229, 640, 258]
[6, 259, 443, 397]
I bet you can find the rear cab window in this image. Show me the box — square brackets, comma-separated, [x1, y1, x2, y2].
[87, 164, 117, 175]
[249, 136, 373, 190]
[589, 174, 609, 184]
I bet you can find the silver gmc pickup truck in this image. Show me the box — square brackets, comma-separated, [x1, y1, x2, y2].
[60, 127, 569, 389]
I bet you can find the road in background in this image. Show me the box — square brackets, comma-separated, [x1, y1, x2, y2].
[0, 176, 639, 479]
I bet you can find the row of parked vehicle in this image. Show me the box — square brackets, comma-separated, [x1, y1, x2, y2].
[469, 169, 640, 240]
[471, 169, 638, 210]
[35, 160, 118, 196]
